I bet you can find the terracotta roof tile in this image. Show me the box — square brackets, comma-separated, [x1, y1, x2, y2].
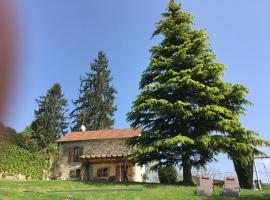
[56, 128, 142, 143]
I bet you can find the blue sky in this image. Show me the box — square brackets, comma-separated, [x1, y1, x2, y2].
[5, 0, 270, 179]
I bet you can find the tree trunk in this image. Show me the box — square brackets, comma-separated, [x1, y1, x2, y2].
[233, 159, 253, 189]
[182, 156, 193, 185]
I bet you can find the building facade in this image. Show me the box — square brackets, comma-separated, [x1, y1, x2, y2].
[56, 128, 145, 182]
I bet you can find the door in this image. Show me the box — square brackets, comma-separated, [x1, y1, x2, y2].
[127, 164, 133, 181]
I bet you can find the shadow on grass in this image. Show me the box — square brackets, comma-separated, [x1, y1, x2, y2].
[201, 191, 270, 200]
[239, 194, 270, 200]
[79, 180, 195, 190]
[78, 180, 145, 188]
[24, 188, 144, 193]
[141, 182, 191, 189]
[80, 181, 184, 188]
[204, 194, 270, 200]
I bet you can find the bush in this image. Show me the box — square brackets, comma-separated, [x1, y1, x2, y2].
[108, 176, 116, 182]
[142, 173, 148, 182]
[0, 142, 49, 180]
[158, 166, 178, 183]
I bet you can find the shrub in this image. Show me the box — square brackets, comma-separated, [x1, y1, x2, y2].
[158, 166, 178, 183]
[142, 173, 148, 182]
[108, 176, 116, 182]
[0, 142, 49, 180]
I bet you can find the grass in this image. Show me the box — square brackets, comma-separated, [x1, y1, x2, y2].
[0, 180, 270, 200]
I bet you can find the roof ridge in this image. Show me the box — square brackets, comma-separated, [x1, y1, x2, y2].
[71, 127, 136, 133]
[56, 127, 142, 143]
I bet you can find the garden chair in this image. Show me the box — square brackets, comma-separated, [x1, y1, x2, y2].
[223, 176, 240, 197]
[197, 175, 213, 196]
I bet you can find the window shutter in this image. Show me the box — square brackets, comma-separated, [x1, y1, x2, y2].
[68, 148, 74, 163]
[128, 165, 133, 181]
[68, 148, 73, 163]
[69, 170, 76, 178]
[80, 147, 83, 156]
[116, 165, 121, 181]
[97, 169, 102, 177]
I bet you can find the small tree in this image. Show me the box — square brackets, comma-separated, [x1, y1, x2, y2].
[70, 51, 117, 131]
[31, 83, 68, 149]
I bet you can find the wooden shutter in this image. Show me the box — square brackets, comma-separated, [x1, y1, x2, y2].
[69, 170, 76, 178]
[116, 165, 121, 182]
[128, 165, 133, 181]
[80, 147, 83, 156]
[68, 148, 74, 163]
[97, 168, 102, 177]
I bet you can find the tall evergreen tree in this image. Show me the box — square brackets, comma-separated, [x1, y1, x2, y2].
[70, 51, 117, 131]
[32, 83, 68, 149]
[127, 0, 269, 186]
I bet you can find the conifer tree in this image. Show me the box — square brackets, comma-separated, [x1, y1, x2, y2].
[127, 0, 269, 186]
[31, 83, 68, 149]
[70, 51, 117, 131]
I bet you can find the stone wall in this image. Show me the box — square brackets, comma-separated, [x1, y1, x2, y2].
[58, 138, 146, 182]
[0, 173, 27, 180]
[59, 138, 133, 180]
[59, 138, 131, 163]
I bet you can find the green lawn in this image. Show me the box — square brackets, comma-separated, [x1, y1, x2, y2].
[0, 180, 269, 200]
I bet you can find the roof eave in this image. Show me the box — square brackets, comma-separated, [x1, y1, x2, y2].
[55, 136, 135, 143]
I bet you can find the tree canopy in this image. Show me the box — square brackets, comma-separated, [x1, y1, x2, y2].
[70, 51, 117, 131]
[17, 125, 39, 152]
[31, 83, 68, 149]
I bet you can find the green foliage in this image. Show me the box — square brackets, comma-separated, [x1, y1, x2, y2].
[142, 173, 148, 182]
[16, 125, 39, 152]
[70, 51, 117, 131]
[127, 0, 269, 186]
[31, 83, 68, 149]
[0, 122, 18, 145]
[0, 142, 49, 180]
[45, 143, 59, 156]
[233, 157, 254, 189]
[108, 176, 116, 182]
[158, 166, 178, 184]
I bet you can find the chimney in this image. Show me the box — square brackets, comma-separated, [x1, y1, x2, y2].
[81, 124, 86, 132]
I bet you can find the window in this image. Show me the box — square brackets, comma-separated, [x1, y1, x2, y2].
[76, 169, 81, 178]
[103, 168, 109, 177]
[69, 169, 81, 178]
[74, 147, 81, 162]
[68, 147, 83, 162]
[97, 167, 109, 177]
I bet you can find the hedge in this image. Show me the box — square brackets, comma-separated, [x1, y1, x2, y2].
[0, 142, 49, 180]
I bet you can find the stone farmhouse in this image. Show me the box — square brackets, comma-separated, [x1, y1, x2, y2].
[56, 128, 146, 182]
